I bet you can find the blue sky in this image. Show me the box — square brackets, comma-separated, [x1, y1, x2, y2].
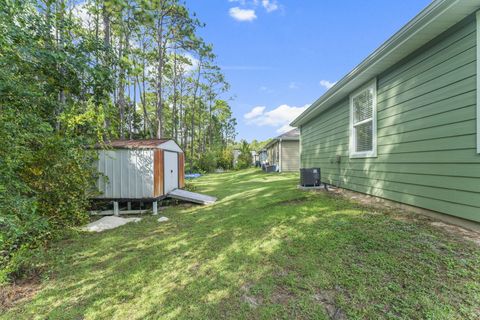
[186, 0, 432, 142]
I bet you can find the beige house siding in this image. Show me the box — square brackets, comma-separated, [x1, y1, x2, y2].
[280, 140, 300, 172]
[267, 142, 279, 167]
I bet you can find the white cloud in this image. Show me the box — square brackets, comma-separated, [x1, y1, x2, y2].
[181, 52, 199, 73]
[288, 82, 299, 89]
[72, 2, 93, 29]
[244, 104, 309, 131]
[227, 0, 280, 21]
[229, 7, 257, 21]
[259, 86, 274, 93]
[262, 0, 279, 12]
[276, 124, 295, 134]
[244, 106, 266, 120]
[319, 80, 336, 90]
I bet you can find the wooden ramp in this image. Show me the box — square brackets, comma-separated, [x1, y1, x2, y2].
[168, 189, 217, 205]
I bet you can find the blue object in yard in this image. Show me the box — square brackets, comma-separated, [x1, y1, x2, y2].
[185, 173, 201, 179]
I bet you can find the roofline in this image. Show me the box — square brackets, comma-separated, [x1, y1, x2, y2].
[264, 136, 299, 149]
[264, 139, 277, 149]
[94, 138, 181, 150]
[291, 0, 480, 127]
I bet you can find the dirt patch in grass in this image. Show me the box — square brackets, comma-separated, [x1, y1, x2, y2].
[276, 197, 309, 206]
[430, 222, 480, 246]
[321, 187, 480, 247]
[271, 285, 294, 305]
[273, 268, 289, 277]
[0, 277, 41, 311]
[313, 288, 347, 320]
[189, 262, 201, 275]
[240, 283, 262, 309]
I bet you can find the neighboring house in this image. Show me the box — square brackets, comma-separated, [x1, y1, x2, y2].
[265, 129, 300, 172]
[233, 149, 241, 167]
[251, 151, 258, 166]
[291, 0, 480, 223]
[258, 149, 268, 165]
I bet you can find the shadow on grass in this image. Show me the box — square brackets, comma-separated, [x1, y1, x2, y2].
[4, 169, 480, 319]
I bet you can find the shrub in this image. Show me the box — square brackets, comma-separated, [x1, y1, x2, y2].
[217, 147, 234, 170]
[196, 151, 218, 173]
[0, 217, 52, 283]
[0, 112, 96, 283]
[236, 140, 252, 170]
[21, 136, 95, 228]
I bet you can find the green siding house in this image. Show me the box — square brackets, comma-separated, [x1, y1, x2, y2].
[291, 0, 480, 223]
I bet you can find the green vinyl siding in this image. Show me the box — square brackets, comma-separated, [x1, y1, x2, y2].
[300, 16, 480, 222]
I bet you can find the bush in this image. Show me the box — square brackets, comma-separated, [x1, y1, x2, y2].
[236, 140, 252, 170]
[0, 1, 101, 283]
[0, 112, 96, 283]
[196, 151, 218, 173]
[21, 136, 95, 228]
[217, 147, 234, 170]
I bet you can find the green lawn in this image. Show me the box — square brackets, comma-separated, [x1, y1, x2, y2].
[3, 169, 480, 319]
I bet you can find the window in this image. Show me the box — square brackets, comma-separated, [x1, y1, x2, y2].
[349, 80, 377, 158]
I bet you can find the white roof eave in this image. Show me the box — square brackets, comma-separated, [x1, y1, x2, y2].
[158, 140, 183, 153]
[291, 0, 480, 127]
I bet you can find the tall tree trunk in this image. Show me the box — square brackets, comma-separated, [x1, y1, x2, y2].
[179, 77, 185, 149]
[208, 94, 213, 147]
[102, 3, 111, 140]
[118, 34, 125, 139]
[139, 40, 151, 138]
[55, 0, 66, 132]
[190, 57, 202, 168]
[172, 49, 178, 141]
[131, 71, 135, 139]
[155, 18, 164, 139]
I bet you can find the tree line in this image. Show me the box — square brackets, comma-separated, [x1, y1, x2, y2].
[0, 0, 236, 282]
[75, 0, 236, 161]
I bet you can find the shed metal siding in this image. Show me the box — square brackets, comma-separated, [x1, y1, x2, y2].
[280, 140, 300, 171]
[97, 149, 154, 199]
[301, 17, 480, 222]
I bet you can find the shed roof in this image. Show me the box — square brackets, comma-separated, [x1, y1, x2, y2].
[291, 0, 480, 126]
[100, 139, 171, 149]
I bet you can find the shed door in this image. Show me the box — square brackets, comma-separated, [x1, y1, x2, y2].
[164, 151, 179, 193]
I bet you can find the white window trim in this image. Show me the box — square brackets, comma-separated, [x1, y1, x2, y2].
[476, 11, 480, 153]
[349, 79, 378, 158]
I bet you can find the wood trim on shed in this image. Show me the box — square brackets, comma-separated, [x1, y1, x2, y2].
[178, 153, 185, 188]
[154, 149, 164, 197]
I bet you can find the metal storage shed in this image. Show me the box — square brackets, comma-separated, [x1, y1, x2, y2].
[95, 139, 185, 214]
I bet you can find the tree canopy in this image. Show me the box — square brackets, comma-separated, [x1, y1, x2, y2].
[0, 0, 236, 282]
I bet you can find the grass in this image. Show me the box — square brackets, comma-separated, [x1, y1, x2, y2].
[2, 169, 480, 319]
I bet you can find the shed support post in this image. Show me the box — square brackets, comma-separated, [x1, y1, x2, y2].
[127, 202, 131, 211]
[113, 201, 119, 216]
[152, 201, 158, 215]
